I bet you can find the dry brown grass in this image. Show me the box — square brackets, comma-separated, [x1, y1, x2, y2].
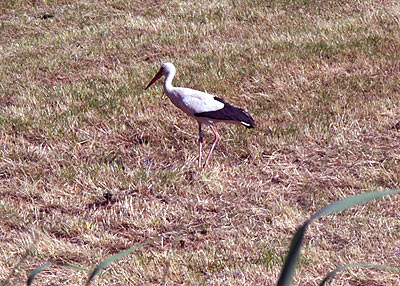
[1, 0, 400, 285]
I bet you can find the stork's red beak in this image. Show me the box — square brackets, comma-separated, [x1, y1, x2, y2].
[145, 69, 163, 90]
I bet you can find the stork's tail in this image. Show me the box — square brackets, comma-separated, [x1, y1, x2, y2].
[237, 109, 255, 128]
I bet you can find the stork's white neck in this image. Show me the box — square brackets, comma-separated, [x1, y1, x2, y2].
[163, 68, 176, 94]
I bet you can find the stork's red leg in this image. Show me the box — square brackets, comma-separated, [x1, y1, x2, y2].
[198, 123, 203, 169]
[203, 125, 220, 168]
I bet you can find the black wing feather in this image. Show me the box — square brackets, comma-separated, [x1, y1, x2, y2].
[194, 97, 255, 128]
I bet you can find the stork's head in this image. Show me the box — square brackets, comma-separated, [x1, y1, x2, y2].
[145, 62, 176, 90]
[161, 62, 175, 74]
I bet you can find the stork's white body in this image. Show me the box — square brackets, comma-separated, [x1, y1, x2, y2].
[164, 87, 224, 125]
[145, 63, 254, 169]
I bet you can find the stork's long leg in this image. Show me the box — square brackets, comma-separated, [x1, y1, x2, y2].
[203, 125, 220, 168]
[198, 123, 203, 169]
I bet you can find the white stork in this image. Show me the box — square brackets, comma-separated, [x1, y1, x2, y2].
[145, 62, 255, 169]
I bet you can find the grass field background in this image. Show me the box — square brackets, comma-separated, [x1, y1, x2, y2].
[1, 0, 400, 285]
